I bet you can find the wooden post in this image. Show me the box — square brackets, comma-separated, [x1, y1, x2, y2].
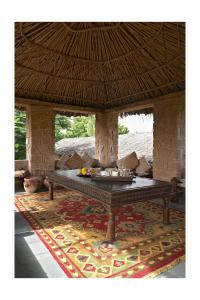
[106, 206, 115, 242]
[49, 182, 54, 200]
[26, 105, 55, 177]
[95, 112, 118, 167]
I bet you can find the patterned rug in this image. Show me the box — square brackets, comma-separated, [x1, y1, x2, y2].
[15, 190, 185, 278]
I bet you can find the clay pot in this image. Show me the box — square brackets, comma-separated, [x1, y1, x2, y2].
[23, 177, 39, 193]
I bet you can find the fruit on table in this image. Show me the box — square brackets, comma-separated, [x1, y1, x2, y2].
[91, 168, 96, 175]
[87, 168, 96, 175]
[81, 168, 88, 175]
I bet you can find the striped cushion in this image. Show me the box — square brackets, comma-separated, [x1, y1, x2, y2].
[65, 152, 85, 169]
[56, 154, 70, 169]
[117, 152, 139, 170]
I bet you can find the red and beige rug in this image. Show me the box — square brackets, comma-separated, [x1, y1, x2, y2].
[15, 190, 185, 278]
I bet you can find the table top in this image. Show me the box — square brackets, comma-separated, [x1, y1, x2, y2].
[48, 169, 171, 193]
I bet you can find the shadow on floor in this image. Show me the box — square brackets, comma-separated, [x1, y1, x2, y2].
[15, 231, 48, 278]
[15, 210, 48, 278]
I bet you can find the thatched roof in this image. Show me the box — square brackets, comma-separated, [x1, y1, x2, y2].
[15, 22, 185, 110]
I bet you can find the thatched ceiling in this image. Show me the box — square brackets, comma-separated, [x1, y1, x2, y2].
[15, 22, 185, 110]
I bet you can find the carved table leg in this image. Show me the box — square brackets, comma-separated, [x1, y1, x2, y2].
[163, 196, 171, 225]
[49, 182, 54, 200]
[106, 206, 115, 242]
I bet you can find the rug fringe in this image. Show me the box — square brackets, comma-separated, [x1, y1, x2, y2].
[144, 255, 185, 278]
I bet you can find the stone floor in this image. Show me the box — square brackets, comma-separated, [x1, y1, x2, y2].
[15, 187, 185, 278]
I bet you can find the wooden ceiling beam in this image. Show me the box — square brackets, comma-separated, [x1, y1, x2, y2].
[104, 90, 184, 114]
[15, 97, 102, 114]
[16, 90, 184, 116]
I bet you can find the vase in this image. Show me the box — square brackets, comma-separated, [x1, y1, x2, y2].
[23, 177, 39, 193]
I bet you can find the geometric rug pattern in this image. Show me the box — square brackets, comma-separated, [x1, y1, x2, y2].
[15, 190, 185, 278]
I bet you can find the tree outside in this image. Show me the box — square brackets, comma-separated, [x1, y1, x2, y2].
[67, 116, 92, 138]
[55, 114, 72, 141]
[118, 123, 129, 135]
[15, 110, 26, 160]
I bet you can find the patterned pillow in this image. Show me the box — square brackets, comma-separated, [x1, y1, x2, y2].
[83, 158, 100, 168]
[56, 154, 70, 169]
[15, 169, 29, 178]
[135, 156, 151, 175]
[117, 152, 139, 170]
[82, 152, 92, 162]
[65, 152, 85, 169]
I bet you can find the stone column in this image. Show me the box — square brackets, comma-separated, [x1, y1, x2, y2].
[26, 105, 55, 176]
[153, 96, 185, 182]
[95, 112, 118, 167]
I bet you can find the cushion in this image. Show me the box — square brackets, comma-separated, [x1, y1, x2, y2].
[135, 156, 151, 175]
[15, 169, 29, 178]
[65, 151, 85, 169]
[84, 158, 100, 168]
[56, 153, 70, 169]
[117, 152, 139, 170]
[82, 152, 92, 162]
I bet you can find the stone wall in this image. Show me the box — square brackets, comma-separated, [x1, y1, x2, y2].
[26, 105, 55, 176]
[95, 112, 118, 166]
[153, 95, 185, 182]
[15, 160, 28, 171]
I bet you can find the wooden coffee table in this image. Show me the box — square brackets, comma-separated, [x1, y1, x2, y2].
[47, 170, 172, 242]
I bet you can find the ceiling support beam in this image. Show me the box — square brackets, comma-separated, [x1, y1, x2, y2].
[15, 97, 102, 114]
[104, 91, 184, 114]
[16, 90, 184, 116]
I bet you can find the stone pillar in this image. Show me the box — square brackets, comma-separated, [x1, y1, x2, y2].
[26, 105, 55, 176]
[153, 96, 185, 182]
[95, 112, 118, 166]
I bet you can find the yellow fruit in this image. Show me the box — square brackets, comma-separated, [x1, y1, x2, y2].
[81, 168, 88, 175]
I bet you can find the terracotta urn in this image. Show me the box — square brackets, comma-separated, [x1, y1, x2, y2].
[23, 177, 39, 193]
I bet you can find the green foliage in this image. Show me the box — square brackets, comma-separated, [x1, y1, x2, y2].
[56, 115, 129, 138]
[55, 115, 95, 139]
[118, 123, 129, 135]
[86, 115, 95, 136]
[15, 110, 26, 160]
[66, 116, 91, 138]
[55, 114, 72, 141]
